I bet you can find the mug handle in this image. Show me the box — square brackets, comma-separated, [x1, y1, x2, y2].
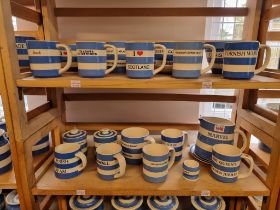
[234, 129, 247, 152]
[144, 136, 156, 144]
[56, 44, 72, 75]
[154, 44, 167, 75]
[167, 146, 176, 170]
[75, 151, 87, 171]
[238, 153, 254, 179]
[255, 44, 271, 75]
[113, 153, 126, 179]
[201, 44, 216, 74]
[105, 44, 118, 74]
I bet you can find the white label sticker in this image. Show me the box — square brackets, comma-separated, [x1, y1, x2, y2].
[202, 81, 212, 89]
[76, 190, 86, 195]
[71, 80, 81, 88]
[201, 190, 211, 196]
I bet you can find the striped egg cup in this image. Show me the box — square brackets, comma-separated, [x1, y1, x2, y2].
[15, 36, 35, 69]
[183, 159, 200, 181]
[32, 134, 50, 156]
[107, 41, 126, 73]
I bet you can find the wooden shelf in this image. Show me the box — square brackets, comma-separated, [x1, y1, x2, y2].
[249, 143, 270, 168]
[16, 73, 280, 89]
[0, 169, 17, 189]
[32, 146, 269, 196]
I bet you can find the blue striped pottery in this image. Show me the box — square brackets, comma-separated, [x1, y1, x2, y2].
[211, 144, 254, 183]
[191, 196, 225, 210]
[173, 42, 216, 78]
[27, 40, 72, 77]
[195, 117, 247, 162]
[96, 143, 126, 180]
[54, 143, 87, 179]
[32, 134, 50, 156]
[0, 190, 5, 210]
[223, 41, 271, 79]
[0, 129, 12, 174]
[147, 196, 179, 210]
[63, 129, 87, 154]
[76, 41, 118, 78]
[155, 41, 174, 73]
[107, 41, 126, 73]
[69, 195, 104, 210]
[6, 190, 20, 210]
[125, 42, 167, 78]
[161, 128, 184, 161]
[183, 159, 200, 181]
[111, 196, 143, 210]
[15, 36, 35, 69]
[60, 44, 78, 72]
[143, 143, 175, 183]
[205, 41, 225, 74]
[121, 127, 155, 165]
[93, 128, 118, 148]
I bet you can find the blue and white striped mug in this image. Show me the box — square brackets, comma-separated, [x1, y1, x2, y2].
[63, 129, 87, 154]
[206, 41, 225, 74]
[183, 159, 200, 181]
[54, 143, 87, 179]
[161, 128, 184, 161]
[125, 42, 167, 78]
[15, 36, 35, 69]
[121, 127, 155, 165]
[173, 42, 216, 78]
[76, 41, 118, 78]
[0, 129, 12, 174]
[211, 144, 254, 183]
[96, 143, 126, 180]
[223, 41, 271, 79]
[27, 40, 72, 77]
[143, 143, 175, 183]
[155, 41, 174, 73]
[107, 41, 126, 73]
[60, 44, 78, 72]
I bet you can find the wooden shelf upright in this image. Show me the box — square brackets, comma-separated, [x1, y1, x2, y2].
[0, 0, 279, 210]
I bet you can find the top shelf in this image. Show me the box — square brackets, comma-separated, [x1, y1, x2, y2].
[17, 73, 280, 89]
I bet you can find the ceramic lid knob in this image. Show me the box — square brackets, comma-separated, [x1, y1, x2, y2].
[147, 196, 179, 210]
[111, 196, 143, 210]
[69, 195, 104, 209]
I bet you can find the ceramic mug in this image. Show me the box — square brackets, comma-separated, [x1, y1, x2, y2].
[107, 41, 126, 73]
[32, 134, 50, 156]
[121, 127, 155, 164]
[195, 117, 247, 162]
[211, 144, 254, 183]
[147, 196, 179, 210]
[125, 42, 167, 78]
[206, 41, 225, 74]
[63, 129, 87, 154]
[54, 143, 87, 179]
[27, 40, 72, 77]
[183, 160, 200, 181]
[161, 128, 185, 161]
[15, 36, 35, 69]
[60, 44, 78, 72]
[155, 41, 174, 73]
[76, 41, 118, 78]
[173, 41, 216, 78]
[223, 41, 271, 79]
[111, 196, 143, 210]
[6, 190, 20, 210]
[143, 143, 175, 183]
[0, 129, 12, 174]
[69, 195, 104, 210]
[96, 143, 126, 180]
[93, 128, 118, 148]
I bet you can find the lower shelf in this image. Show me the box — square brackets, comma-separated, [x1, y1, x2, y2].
[0, 169, 16, 189]
[32, 146, 269, 197]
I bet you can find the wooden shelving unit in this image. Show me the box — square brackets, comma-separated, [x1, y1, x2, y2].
[0, 0, 279, 210]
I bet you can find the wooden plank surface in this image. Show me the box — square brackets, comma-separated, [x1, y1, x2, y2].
[249, 143, 270, 168]
[267, 32, 280, 41]
[16, 74, 280, 89]
[54, 7, 249, 17]
[265, 5, 280, 20]
[258, 90, 280, 98]
[0, 169, 17, 189]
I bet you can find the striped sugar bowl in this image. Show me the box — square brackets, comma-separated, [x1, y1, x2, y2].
[69, 195, 104, 210]
[63, 129, 87, 154]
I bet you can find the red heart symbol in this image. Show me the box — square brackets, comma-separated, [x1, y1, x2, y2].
[137, 50, 143, 56]
[63, 51, 67, 55]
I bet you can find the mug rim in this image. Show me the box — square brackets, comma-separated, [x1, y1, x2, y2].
[161, 128, 183, 138]
[55, 143, 80, 154]
[27, 40, 57, 43]
[183, 159, 199, 168]
[96, 142, 121, 155]
[200, 116, 235, 126]
[143, 143, 169, 156]
[213, 144, 241, 157]
[121, 127, 149, 138]
[76, 41, 105, 43]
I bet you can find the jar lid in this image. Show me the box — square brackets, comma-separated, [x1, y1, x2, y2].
[69, 195, 103, 210]
[94, 129, 117, 139]
[5, 190, 20, 206]
[191, 196, 225, 210]
[147, 196, 179, 210]
[63, 129, 87, 139]
[111, 196, 143, 210]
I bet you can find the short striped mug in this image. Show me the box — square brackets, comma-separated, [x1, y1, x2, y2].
[173, 41, 216, 78]
[15, 36, 35, 69]
[54, 143, 87, 179]
[183, 160, 200, 181]
[211, 144, 254, 183]
[223, 41, 271, 79]
[27, 40, 72, 77]
[76, 41, 118, 78]
[125, 42, 167, 78]
[107, 41, 126, 73]
[143, 143, 175, 183]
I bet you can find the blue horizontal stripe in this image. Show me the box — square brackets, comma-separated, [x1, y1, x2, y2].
[144, 174, 167, 183]
[0, 151, 11, 161]
[194, 145, 212, 161]
[126, 70, 153, 78]
[183, 174, 199, 180]
[157, 42, 175, 48]
[172, 70, 201, 78]
[76, 42, 105, 50]
[174, 146, 183, 152]
[173, 56, 202, 63]
[211, 161, 240, 172]
[54, 160, 81, 169]
[107, 42, 125, 48]
[114, 198, 140, 208]
[32, 70, 60, 78]
[0, 162, 12, 174]
[35, 135, 49, 145]
[211, 170, 237, 183]
[206, 58, 223, 64]
[223, 71, 254, 79]
[96, 154, 115, 161]
[61, 57, 78, 62]
[143, 153, 168, 162]
[155, 54, 173, 61]
[149, 197, 176, 209]
[122, 147, 142, 154]
[29, 56, 61, 64]
[206, 42, 225, 49]
[174, 42, 203, 50]
[121, 136, 145, 144]
[97, 173, 115, 180]
[113, 67, 126, 73]
[16, 36, 35, 42]
[97, 163, 119, 170]
[55, 170, 81, 179]
[17, 49, 28, 54]
[195, 197, 220, 209]
[126, 57, 154, 64]
[224, 57, 257, 65]
[0, 139, 8, 147]
[19, 60, 30, 67]
[143, 164, 168, 172]
[27, 41, 57, 49]
[54, 150, 79, 159]
[95, 136, 117, 144]
[63, 135, 86, 142]
[212, 150, 241, 162]
[197, 133, 234, 146]
[125, 158, 142, 165]
[125, 43, 154, 50]
[78, 56, 106, 63]
[212, 69, 223, 74]
[32, 146, 49, 156]
[183, 165, 200, 172]
[225, 42, 259, 50]
[199, 119, 235, 134]
[80, 143, 87, 149]
[175, 155, 182, 161]
[161, 135, 183, 143]
[107, 54, 126, 60]
[79, 69, 105, 78]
